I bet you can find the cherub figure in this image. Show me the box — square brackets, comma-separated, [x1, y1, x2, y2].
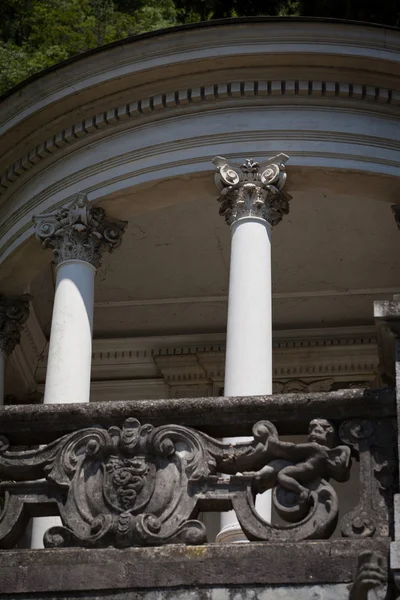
[241, 418, 351, 504]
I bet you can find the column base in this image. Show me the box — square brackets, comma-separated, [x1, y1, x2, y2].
[215, 522, 249, 544]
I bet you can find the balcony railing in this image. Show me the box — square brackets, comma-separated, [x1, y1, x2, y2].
[0, 385, 396, 600]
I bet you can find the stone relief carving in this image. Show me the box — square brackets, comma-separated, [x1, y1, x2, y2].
[33, 193, 127, 268]
[236, 418, 350, 524]
[349, 551, 387, 600]
[212, 155, 291, 226]
[1, 80, 397, 199]
[0, 417, 354, 548]
[391, 204, 400, 230]
[0, 295, 30, 355]
[339, 420, 396, 538]
[274, 379, 334, 394]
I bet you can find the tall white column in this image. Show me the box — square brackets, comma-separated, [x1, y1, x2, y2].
[31, 193, 126, 548]
[224, 217, 273, 396]
[0, 295, 30, 405]
[212, 155, 291, 543]
[43, 260, 95, 405]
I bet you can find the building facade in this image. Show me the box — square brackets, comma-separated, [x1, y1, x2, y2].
[0, 17, 399, 599]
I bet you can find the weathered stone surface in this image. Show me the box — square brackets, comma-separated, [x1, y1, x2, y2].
[0, 295, 30, 355]
[0, 584, 354, 600]
[349, 551, 387, 600]
[0, 539, 390, 596]
[0, 418, 354, 548]
[339, 420, 396, 539]
[0, 388, 394, 445]
[374, 300, 400, 385]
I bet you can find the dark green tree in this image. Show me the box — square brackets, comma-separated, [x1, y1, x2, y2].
[0, 0, 399, 94]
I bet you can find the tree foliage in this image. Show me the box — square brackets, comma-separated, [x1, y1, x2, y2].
[0, 0, 399, 94]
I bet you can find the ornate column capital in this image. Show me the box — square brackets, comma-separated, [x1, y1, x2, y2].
[0, 295, 30, 355]
[212, 154, 291, 226]
[33, 193, 127, 268]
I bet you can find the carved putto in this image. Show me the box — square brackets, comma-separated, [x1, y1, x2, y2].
[0, 295, 30, 355]
[212, 154, 291, 226]
[0, 416, 355, 548]
[33, 193, 127, 268]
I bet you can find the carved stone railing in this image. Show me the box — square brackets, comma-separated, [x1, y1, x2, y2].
[0, 389, 395, 599]
[0, 389, 396, 549]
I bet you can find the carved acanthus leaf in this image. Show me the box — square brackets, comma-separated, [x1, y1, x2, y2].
[33, 193, 127, 268]
[212, 155, 291, 226]
[0, 295, 30, 355]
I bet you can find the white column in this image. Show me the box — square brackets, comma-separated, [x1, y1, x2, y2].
[224, 217, 272, 396]
[0, 295, 30, 405]
[212, 155, 291, 543]
[43, 260, 95, 405]
[31, 193, 126, 548]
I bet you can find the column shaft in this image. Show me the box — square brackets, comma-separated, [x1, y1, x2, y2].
[212, 154, 291, 544]
[220, 217, 273, 540]
[44, 260, 95, 405]
[224, 217, 272, 397]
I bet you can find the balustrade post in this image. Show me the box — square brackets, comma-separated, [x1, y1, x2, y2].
[212, 155, 291, 543]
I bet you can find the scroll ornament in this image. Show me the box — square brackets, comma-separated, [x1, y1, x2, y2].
[212, 154, 291, 226]
[0, 417, 351, 548]
[33, 193, 127, 268]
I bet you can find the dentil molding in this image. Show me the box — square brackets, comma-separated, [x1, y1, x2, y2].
[1, 80, 399, 196]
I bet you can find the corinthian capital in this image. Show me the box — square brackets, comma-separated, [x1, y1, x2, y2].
[0, 295, 30, 355]
[212, 154, 291, 226]
[33, 193, 127, 268]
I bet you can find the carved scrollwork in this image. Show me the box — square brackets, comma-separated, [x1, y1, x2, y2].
[349, 551, 387, 600]
[0, 295, 30, 355]
[217, 418, 351, 541]
[212, 154, 291, 226]
[33, 193, 127, 268]
[0, 417, 354, 547]
[339, 419, 396, 538]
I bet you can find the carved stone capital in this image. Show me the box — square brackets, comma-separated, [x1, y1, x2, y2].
[212, 155, 291, 226]
[33, 193, 127, 268]
[0, 295, 30, 355]
[392, 204, 400, 230]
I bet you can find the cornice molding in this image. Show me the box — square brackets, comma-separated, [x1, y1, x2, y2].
[1, 116, 400, 265]
[2, 20, 400, 137]
[29, 326, 380, 403]
[2, 127, 399, 249]
[1, 80, 399, 197]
